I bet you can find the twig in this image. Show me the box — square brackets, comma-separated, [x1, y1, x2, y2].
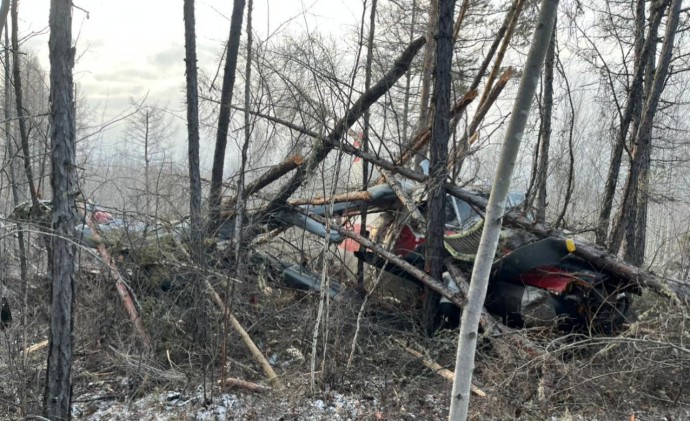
[72, 394, 117, 403]
[22, 339, 48, 354]
[289, 190, 372, 206]
[393, 339, 486, 397]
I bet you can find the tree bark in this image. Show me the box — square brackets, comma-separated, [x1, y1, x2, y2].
[184, 0, 202, 262]
[417, 0, 438, 129]
[11, 0, 40, 211]
[4, 24, 26, 288]
[423, 0, 455, 334]
[534, 20, 556, 224]
[208, 0, 246, 229]
[183, 0, 209, 353]
[596, 0, 666, 247]
[0, 0, 9, 40]
[401, 0, 417, 144]
[611, 0, 681, 263]
[358, 0, 377, 293]
[44, 0, 76, 418]
[448, 1, 559, 419]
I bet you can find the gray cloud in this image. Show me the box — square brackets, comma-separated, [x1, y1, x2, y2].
[150, 44, 185, 69]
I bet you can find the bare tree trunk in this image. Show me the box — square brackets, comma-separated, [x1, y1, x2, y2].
[143, 110, 151, 214]
[417, 0, 437, 129]
[554, 50, 575, 227]
[596, 0, 665, 247]
[223, 0, 253, 390]
[448, 1, 559, 419]
[423, 0, 455, 335]
[0, 0, 9, 35]
[234, 0, 252, 279]
[624, 22, 657, 265]
[183, 0, 207, 348]
[534, 20, 556, 224]
[4, 24, 26, 287]
[401, 0, 416, 144]
[44, 0, 76, 418]
[612, 0, 680, 263]
[4, 26, 28, 413]
[357, 0, 377, 293]
[208, 0, 246, 230]
[413, 0, 438, 170]
[11, 0, 40, 210]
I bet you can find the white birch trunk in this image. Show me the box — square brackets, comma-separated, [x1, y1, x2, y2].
[447, 1, 559, 419]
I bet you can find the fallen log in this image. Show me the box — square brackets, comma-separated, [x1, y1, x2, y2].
[22, 339, 49, 355]
[167, 235, 280, 386]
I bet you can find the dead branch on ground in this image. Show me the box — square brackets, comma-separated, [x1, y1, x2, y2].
[206, 280, 282, 387]
[217, 376, 272, 393]
[393, 338, 486, 397]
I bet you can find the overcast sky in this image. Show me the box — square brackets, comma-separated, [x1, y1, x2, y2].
[22, 0, 362, 162]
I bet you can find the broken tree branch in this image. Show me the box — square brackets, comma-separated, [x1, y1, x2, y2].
[82, 216, 151, 348]
[217, 376, 272, 393]
[206, 280, 282, 386]
[221, 155, 304, 220]
[254, 36, 426, 223]
[374, 88, 478, 184]
[289, 190, 373, 206]
[380, 168, 426, 232]
[449, 67, 514, 173]
[477, 0, 525, 108]
[393, 338, 486, 397]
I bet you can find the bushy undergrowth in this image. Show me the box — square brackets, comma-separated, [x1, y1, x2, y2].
[0, 245, 688, 419]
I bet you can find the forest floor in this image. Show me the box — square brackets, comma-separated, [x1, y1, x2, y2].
[1, 256, 689, 420]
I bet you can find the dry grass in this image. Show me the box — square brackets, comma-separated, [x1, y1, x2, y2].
[1, 239, 689, 419]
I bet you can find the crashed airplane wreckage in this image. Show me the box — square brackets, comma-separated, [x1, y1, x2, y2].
[251, 179, 639, 334]
[3, 177, 682, 337]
